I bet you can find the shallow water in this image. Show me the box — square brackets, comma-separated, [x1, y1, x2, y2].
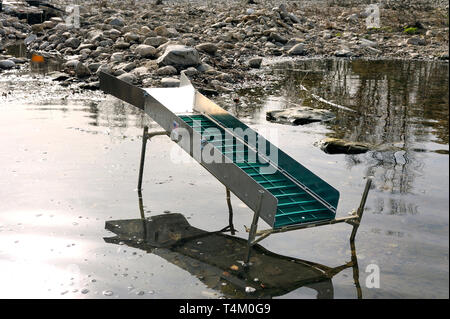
[0, 58, 448, 298]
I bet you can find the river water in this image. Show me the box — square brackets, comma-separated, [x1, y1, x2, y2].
[0, 57, 448, 298]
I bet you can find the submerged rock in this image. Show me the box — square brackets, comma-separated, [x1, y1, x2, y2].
[317, 138, 370, 155]
[266, 107, 335, 125]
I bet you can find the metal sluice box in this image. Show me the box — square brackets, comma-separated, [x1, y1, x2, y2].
[98, 71, 341, 230]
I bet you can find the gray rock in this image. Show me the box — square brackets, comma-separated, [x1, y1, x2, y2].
[131, 66, 149, 76]
[248, 57, 263, 68]
[106, 29, 122, 39]
[196, 63, 213, 73]
[0, 59, 16, 69]
[144, 36, 168, 48]
[269, 32, 288, 44]
[161, 77, 180, 87]
[64, 59, 80, 69]
[334, 49, 354, 57]
[87, 30, 103, 41]
[166, 27, 179, 38]
[65, 37, 80, 49]
[288, 13, 301, 24]
[124, 32, 140, 42]
[109, 18, 125, 27]
[96, 64, 113, 75]
[406, 37, 426, 46]
[24, 34, 37, 45]
[215, 72, 233, 82]
[317, 138, 370, 155]
[195, 42, 218, 55]
[287, 43, 306, 55]
[117, 72, 137, 83]
[42, 21, 56, 29]
[88, 62, 102, 73]
[139, 26, 153, 35]
[156, 65, 178, 75]
[154, 26, 169, 37]
[266, 106, 335, 125]
[114, 69, 126, 76]
[181, 67, 198, 76]
[75, 62, 91, 78]
[359, 38, 378, 48]
[135, 44, 157, 58]
[110, 52, 124, 62]
[114, 40, 131, 49]
[157, 45, 200, 68]
[119, 62, 136, 72]
[54, 23, 70, 31]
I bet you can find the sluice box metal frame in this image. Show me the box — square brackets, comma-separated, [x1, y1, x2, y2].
[99, 71, 372, 264]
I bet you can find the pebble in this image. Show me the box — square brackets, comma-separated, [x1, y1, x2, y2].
[102, 290, 114, 296]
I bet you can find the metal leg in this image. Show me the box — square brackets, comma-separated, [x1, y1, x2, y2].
[350, 239, 363, 299]
[226, 188, 236, 235]
[244, 190, 264, 265]
[138, 190, 145, 219]
[137, 126, 149, 191]
[350, 177, 372, 242]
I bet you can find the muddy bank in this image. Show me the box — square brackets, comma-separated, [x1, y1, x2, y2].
[0, 0, 448, 93]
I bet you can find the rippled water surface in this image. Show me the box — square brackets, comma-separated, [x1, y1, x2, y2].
[0, 58, 448, 298]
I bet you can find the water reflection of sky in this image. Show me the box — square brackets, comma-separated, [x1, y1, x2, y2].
[0, 59, 448, 298]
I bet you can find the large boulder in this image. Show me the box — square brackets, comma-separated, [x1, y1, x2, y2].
[266, 106, 335, 125]
[157, 45, 200, 68]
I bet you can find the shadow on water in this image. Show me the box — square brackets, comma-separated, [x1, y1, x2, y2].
[103, 193, 363, 299]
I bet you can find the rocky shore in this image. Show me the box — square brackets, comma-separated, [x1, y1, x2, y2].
[1, 0, 449, 93]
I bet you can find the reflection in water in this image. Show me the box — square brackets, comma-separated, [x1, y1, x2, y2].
[234, 59, 448, 216]
[4, 42, 64, 74]
[103, 194, 362, 299]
